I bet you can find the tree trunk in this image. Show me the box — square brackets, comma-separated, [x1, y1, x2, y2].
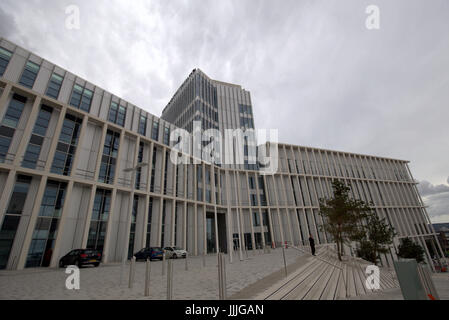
[340, 242, 344, 260]
[337, 240, 342, 261]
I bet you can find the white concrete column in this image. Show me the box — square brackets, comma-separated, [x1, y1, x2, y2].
[233, 172, 243, 260]
[44, 106, 67, 172]
[145, 142, 154, 193]
[203, 205, 207, 255]
[246, 172, 256, 252]
[225, 170, 234, 262]
[141, 194, 150, 248]
[93, 124, 108, 181]
[262, 175, 275, 248]
[212, 166, 219, 253]
[194, 203, 198, 255]
[50, 180, 74, 267]
[270, 175, 285, 246]
[171, 199, 176, 247]
[157, 149, 167, 247]
[81, 185, 98, 248]
[13, 96, 42, 167]
[101, 188, 117, 263]
[0, 169, 16, 225]
[122, 137, 141, 260]
[170, 156, 177, 246]
[0, 83, 12, 117]
[112, 128, 126, 185]
[69, 114, 89, 179]
[183, 201, 187, 250]
[214, 206, 219, 253]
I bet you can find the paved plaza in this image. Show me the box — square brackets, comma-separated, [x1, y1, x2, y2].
[345, 273, 449, 300]
[0, 248, 304, 300]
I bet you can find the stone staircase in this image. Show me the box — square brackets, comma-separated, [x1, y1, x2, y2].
[254, 245, 399, 300]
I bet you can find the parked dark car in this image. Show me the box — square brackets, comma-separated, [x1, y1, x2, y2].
[134, 247, 164, 261]
[59, 249, 102, 268]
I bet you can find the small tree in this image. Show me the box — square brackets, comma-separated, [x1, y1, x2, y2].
[356, 213, 396, 265]
[397, 238, 425, 263]
[319, 180, 371, 261]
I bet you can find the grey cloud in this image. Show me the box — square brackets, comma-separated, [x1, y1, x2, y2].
[0, 0, 448, 210]
[418, 179, 449, 197]
[422, 192, 449, 221]
[0, 6, 18, 38]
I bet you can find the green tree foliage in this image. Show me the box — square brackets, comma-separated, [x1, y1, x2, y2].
[356, 213, 396, 264]
[397, 237, 425, 263]
[319, 180, 371, 261]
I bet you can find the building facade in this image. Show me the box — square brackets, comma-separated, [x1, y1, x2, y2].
[0, 38, 444, 271]
[432, 223, 449, 256]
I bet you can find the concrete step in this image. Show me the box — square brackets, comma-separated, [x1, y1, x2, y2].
[255, 245, 400, 301]
[284, 252, 335, 300]
[265, 258, 327, 300]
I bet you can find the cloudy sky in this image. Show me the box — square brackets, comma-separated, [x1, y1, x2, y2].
[1, 0, 448, 222]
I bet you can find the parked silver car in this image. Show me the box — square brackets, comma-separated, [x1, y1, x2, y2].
[163, 246, 188, 259]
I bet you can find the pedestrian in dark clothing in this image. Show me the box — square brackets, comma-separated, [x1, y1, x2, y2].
[309, 235, 316, 256]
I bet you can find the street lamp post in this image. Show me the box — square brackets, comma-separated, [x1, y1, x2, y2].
[119, 162, 148, 286]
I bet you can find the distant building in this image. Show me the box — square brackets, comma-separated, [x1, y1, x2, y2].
[432, 223, 449, 256]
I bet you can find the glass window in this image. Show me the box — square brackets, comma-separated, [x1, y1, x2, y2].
[19, 61, 40, 88]
[6, 176, 31, 215]
[98, 130, 120, 184]
[151, 121, 159, 140]
[0, 135, 12, 161]
[45, 73, 63, 99]
[2, 94, 27, 129]
[0, 175, 32, 269]
[108, 102, 126, 127]
[108, 102, 118, 122]
[0, 47, 13, 76]
[80, 88, 93, 112]
[22, 144, 41, 169]
[69, 84, 93, 112]
[138, 115, 147, 135]
[50, 114, 82, 176]
[87, 189, 111, 254]
[69, 84, 83, 107]
[163, 127, 170, 145]
[25, 180, 67, 268]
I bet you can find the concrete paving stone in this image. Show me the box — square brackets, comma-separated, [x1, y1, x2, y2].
[0, 248, 301, 300]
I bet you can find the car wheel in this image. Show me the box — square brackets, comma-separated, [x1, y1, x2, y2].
[173, 254, 177, 259]
[59, 261, 65, 268]
[76, 260, 82, 268]
[94, 262, 100, 267]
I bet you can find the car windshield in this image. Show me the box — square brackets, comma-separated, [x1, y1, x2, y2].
[174, 247, 182, 250]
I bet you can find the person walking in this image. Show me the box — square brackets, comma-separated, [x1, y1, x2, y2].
[309, 234, 316, 256]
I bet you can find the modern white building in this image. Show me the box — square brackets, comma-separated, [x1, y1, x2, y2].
[0, 38, 444, 271]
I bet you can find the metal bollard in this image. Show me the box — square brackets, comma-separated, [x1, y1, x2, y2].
[282, 247, 287, 278]
[144, 258, 151, 297]
[218, 253, 227, 300]
[162, 252, 166, 276]
[166, 259, 173, 300]
[129, 256, 136, 288]
[185, 253, 188, 271]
